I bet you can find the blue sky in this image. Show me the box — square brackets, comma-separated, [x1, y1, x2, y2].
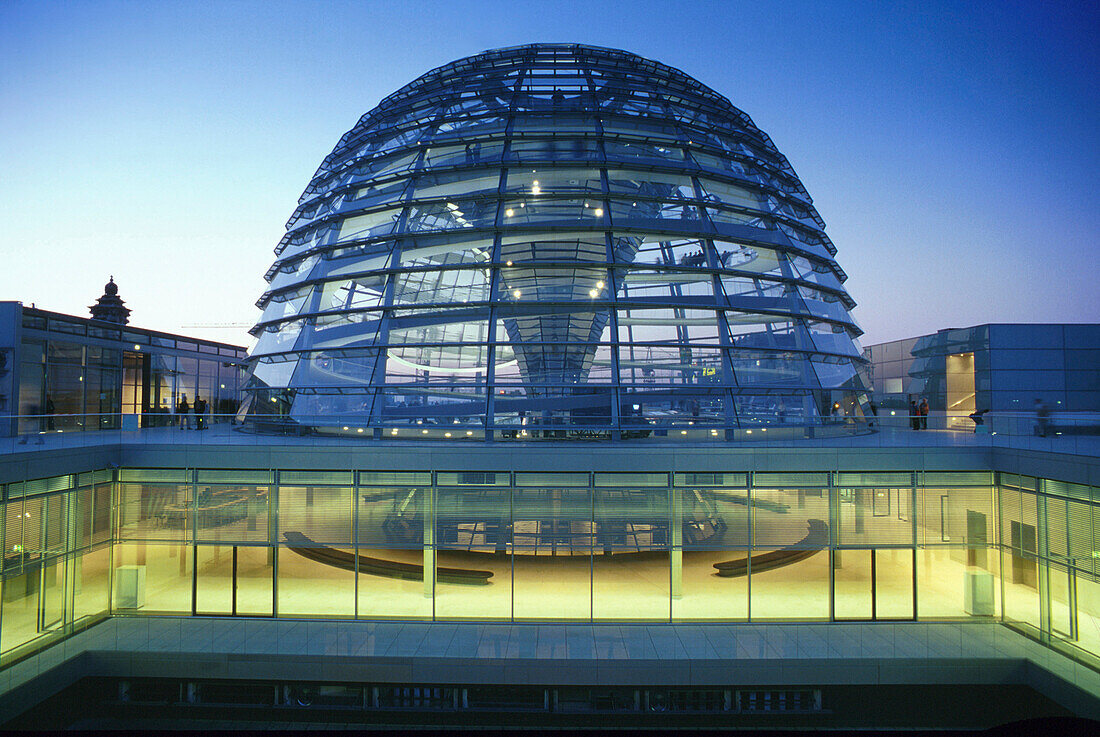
[1, 0, 1097, 345]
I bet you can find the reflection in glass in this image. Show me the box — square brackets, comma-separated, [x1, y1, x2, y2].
[242, 45, 871, 437]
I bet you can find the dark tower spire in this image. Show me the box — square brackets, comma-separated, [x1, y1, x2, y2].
[89, 276, 131, 324]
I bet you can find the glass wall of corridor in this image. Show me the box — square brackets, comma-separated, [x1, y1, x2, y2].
[0, 468, 1097, 668]
[4, 307, 247, 436]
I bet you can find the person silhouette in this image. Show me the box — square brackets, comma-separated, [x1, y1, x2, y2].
[177, 394, 191, 430]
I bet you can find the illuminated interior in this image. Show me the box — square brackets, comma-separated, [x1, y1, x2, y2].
[2, 468, 1097, 668]
[946, 351, 976, 429]
[242, 44, 871, 438]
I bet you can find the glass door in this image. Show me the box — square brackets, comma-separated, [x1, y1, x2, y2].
[874, 548, 915, 619]
[38, 558, 66, 632]
[833, 549, 914, 620]
[833, 549, 872, 619]
[194, 545, 272, 616]
[1049, 564, 1075, 640]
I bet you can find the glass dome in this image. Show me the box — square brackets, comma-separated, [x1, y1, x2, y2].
[243, 43, 870, 439]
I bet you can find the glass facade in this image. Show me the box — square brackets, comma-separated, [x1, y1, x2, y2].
[6, 307, 247, 436]
[244, 44, 871, 438]
[868, 323, 1100, 420]
[2, 467, 1097, 669]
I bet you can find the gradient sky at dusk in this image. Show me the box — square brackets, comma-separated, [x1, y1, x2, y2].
[1, 0, 1097, 347]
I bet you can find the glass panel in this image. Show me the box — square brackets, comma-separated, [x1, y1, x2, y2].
[278, 485, 353, 545]
[117, 483, 192, 541]
[278, 546, 353, 617]
[505, 138, 600, 163]
[945, 352, 976, 429]
[193, 485, 270, 543]
[502, 196, 603, 225]
[39, 557, 65, 631]
[749, 547, 829, 620]
[593, 488, 669, 620]
[113, 542, 192, 614]
[357, 486, 423, 546]
[690, 486, 749, 546]
[505, 167, 602, 195]
[72, 545, 111, 623]
[752, 487, 830, 548]
[917, 547, 1000, 619]
[833, 549, 872, 620]
[195, 545, 232, 614]
[921, 484, 995, 548]
[236, 546, 273, 616]
[355, 546, 434, 619]
[512, 487, 591, 620]
[674, 548, 748, 621]
[1050, 563, 1074, 639]
[355, 486, 432, 619]
[434, 485, 511, 620]
[836, 488, 914, 546]
[434, 548, 511, 620]
[875, 548, 914, 619]
[593, 550, 668, 620]
[1, 564, 42, 653]
[1075, 573, 1100, 657]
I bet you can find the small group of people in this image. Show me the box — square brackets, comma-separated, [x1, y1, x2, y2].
[908, 396, 929, 430]
[175, 393, 210, 431]
[678, 249, 707, 267]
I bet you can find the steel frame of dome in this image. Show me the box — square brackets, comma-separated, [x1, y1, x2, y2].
[244, 43, 871, 440]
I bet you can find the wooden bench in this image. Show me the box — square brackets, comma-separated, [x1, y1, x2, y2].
[713, 519, 829, 577]
[282, 531, 492, 585]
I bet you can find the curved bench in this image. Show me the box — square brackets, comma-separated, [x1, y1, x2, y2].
[713, 519, 829, 577]
[282, 531, 492, 585]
